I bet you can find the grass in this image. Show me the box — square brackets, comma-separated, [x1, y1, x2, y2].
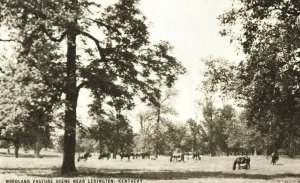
[0, 149, 300, 182]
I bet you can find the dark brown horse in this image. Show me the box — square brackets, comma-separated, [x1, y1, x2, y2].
[133, 152, 142, 159]
[233, 156, 250, 170]
[141, 152, 150, 159]
[271, 152, 279, 165]
[120, 152, 134, 161]
[98, 153, 111, 160]
[193, 152, 201, 160]
[77, 152, 92, 162]
[170, 152, 184, 162]
[134, 152, 150, 159]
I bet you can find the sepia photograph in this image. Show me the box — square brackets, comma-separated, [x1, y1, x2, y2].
[0, 0, 300, 182]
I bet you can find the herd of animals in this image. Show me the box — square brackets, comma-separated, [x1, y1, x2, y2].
[77, 151, 280, 170]
[232, 152, 279, 170]
[77, 151, 152, 162]
[77, 151, 201, 162]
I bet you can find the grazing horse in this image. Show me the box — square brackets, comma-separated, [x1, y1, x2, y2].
[170, 152, 184, 162]
[233, 156, 250, 170]
[133, 152, 150, 159]
[120, 152, 134, 161]
[193, 152, 201, 160]
[271, 152, 279, 165]
[77, 152, 92, 162]
[98, 153, 111, 160]
[133, 152, 142, 159]
[150, 156, 157, 160]
[141, 152, 150, 159]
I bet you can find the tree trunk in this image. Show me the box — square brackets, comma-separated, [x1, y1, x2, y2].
[116, 114, 120, 153]
[289, 138, 296, 158]
[209, 135, 215, 157]
[193, 135, 196, 153]
[61, 26, 78, 175]
[113, 112, 121, 159]
[113, 145, 117, 159]
[98, 137, 103, 155]
[34, 127, 43, 158]
[155, 107, 160, 158]
[209, 104, 215, 157]
[139, 116, 144, 135]
[14, 143, 20, 158]
[155, 143, 159, 158]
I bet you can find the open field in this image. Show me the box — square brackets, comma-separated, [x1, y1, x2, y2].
[0, 149, 300, 183]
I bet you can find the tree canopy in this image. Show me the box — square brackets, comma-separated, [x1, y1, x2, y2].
[219, 0, 300, 156]
[0, 0, 185, 174]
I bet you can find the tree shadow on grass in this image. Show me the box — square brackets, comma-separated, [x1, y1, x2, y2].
[0, 168, 300, 180]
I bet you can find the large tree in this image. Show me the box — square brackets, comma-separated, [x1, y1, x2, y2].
[137, 88, 179, 157]
[199, 57, 236, 156]
[151, 89, 178, 157]
[0, 35, 64, 158]
[220, 0, 300, 156]
[0, 0, 185, 174]
[185, 118, 202, 153]
[0, 62, 55, 158]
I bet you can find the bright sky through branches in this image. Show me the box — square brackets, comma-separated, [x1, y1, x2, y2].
[0, 0, 244, 129]
[77, 0, 245, 130]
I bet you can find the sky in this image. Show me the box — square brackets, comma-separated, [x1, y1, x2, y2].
[77, 0, 245, 131]
[0, 0, 244, 132]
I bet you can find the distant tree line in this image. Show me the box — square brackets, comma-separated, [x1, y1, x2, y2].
[1, 1, 300, 177]
[0, 0, 185, 174]
[217, 0, 300, 157]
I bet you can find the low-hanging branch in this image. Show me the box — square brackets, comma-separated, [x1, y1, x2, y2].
[76, 120, 89, 134]
[41, 25, 68, 42]
[76, 81, 88, 91]
[79, 31, 107, 61]
[87, 18, 122, 36]
[0, 39, 15, 42]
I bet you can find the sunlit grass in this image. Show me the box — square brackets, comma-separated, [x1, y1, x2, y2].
[0, 149, 300, 182]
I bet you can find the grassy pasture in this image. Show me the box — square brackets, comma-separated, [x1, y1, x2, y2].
[0, 149, 300, 183]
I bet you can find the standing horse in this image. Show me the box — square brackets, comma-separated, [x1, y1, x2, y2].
[77, 152, 92, 162]
[120, 152, 134, 161]
[233, 156, 250, 170]
[170, 152, 184, 162]
[133, 152, 142, 159]
[271, 152, 279, 165]
[141, 152, 150, 159]
[193, 152, 201, 160]
[98, 153, 111, 160]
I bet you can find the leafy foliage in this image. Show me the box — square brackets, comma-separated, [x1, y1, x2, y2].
[0, 62, 55, 156]
[0, 0, 185, 172]
[219, 0, 300, 156]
